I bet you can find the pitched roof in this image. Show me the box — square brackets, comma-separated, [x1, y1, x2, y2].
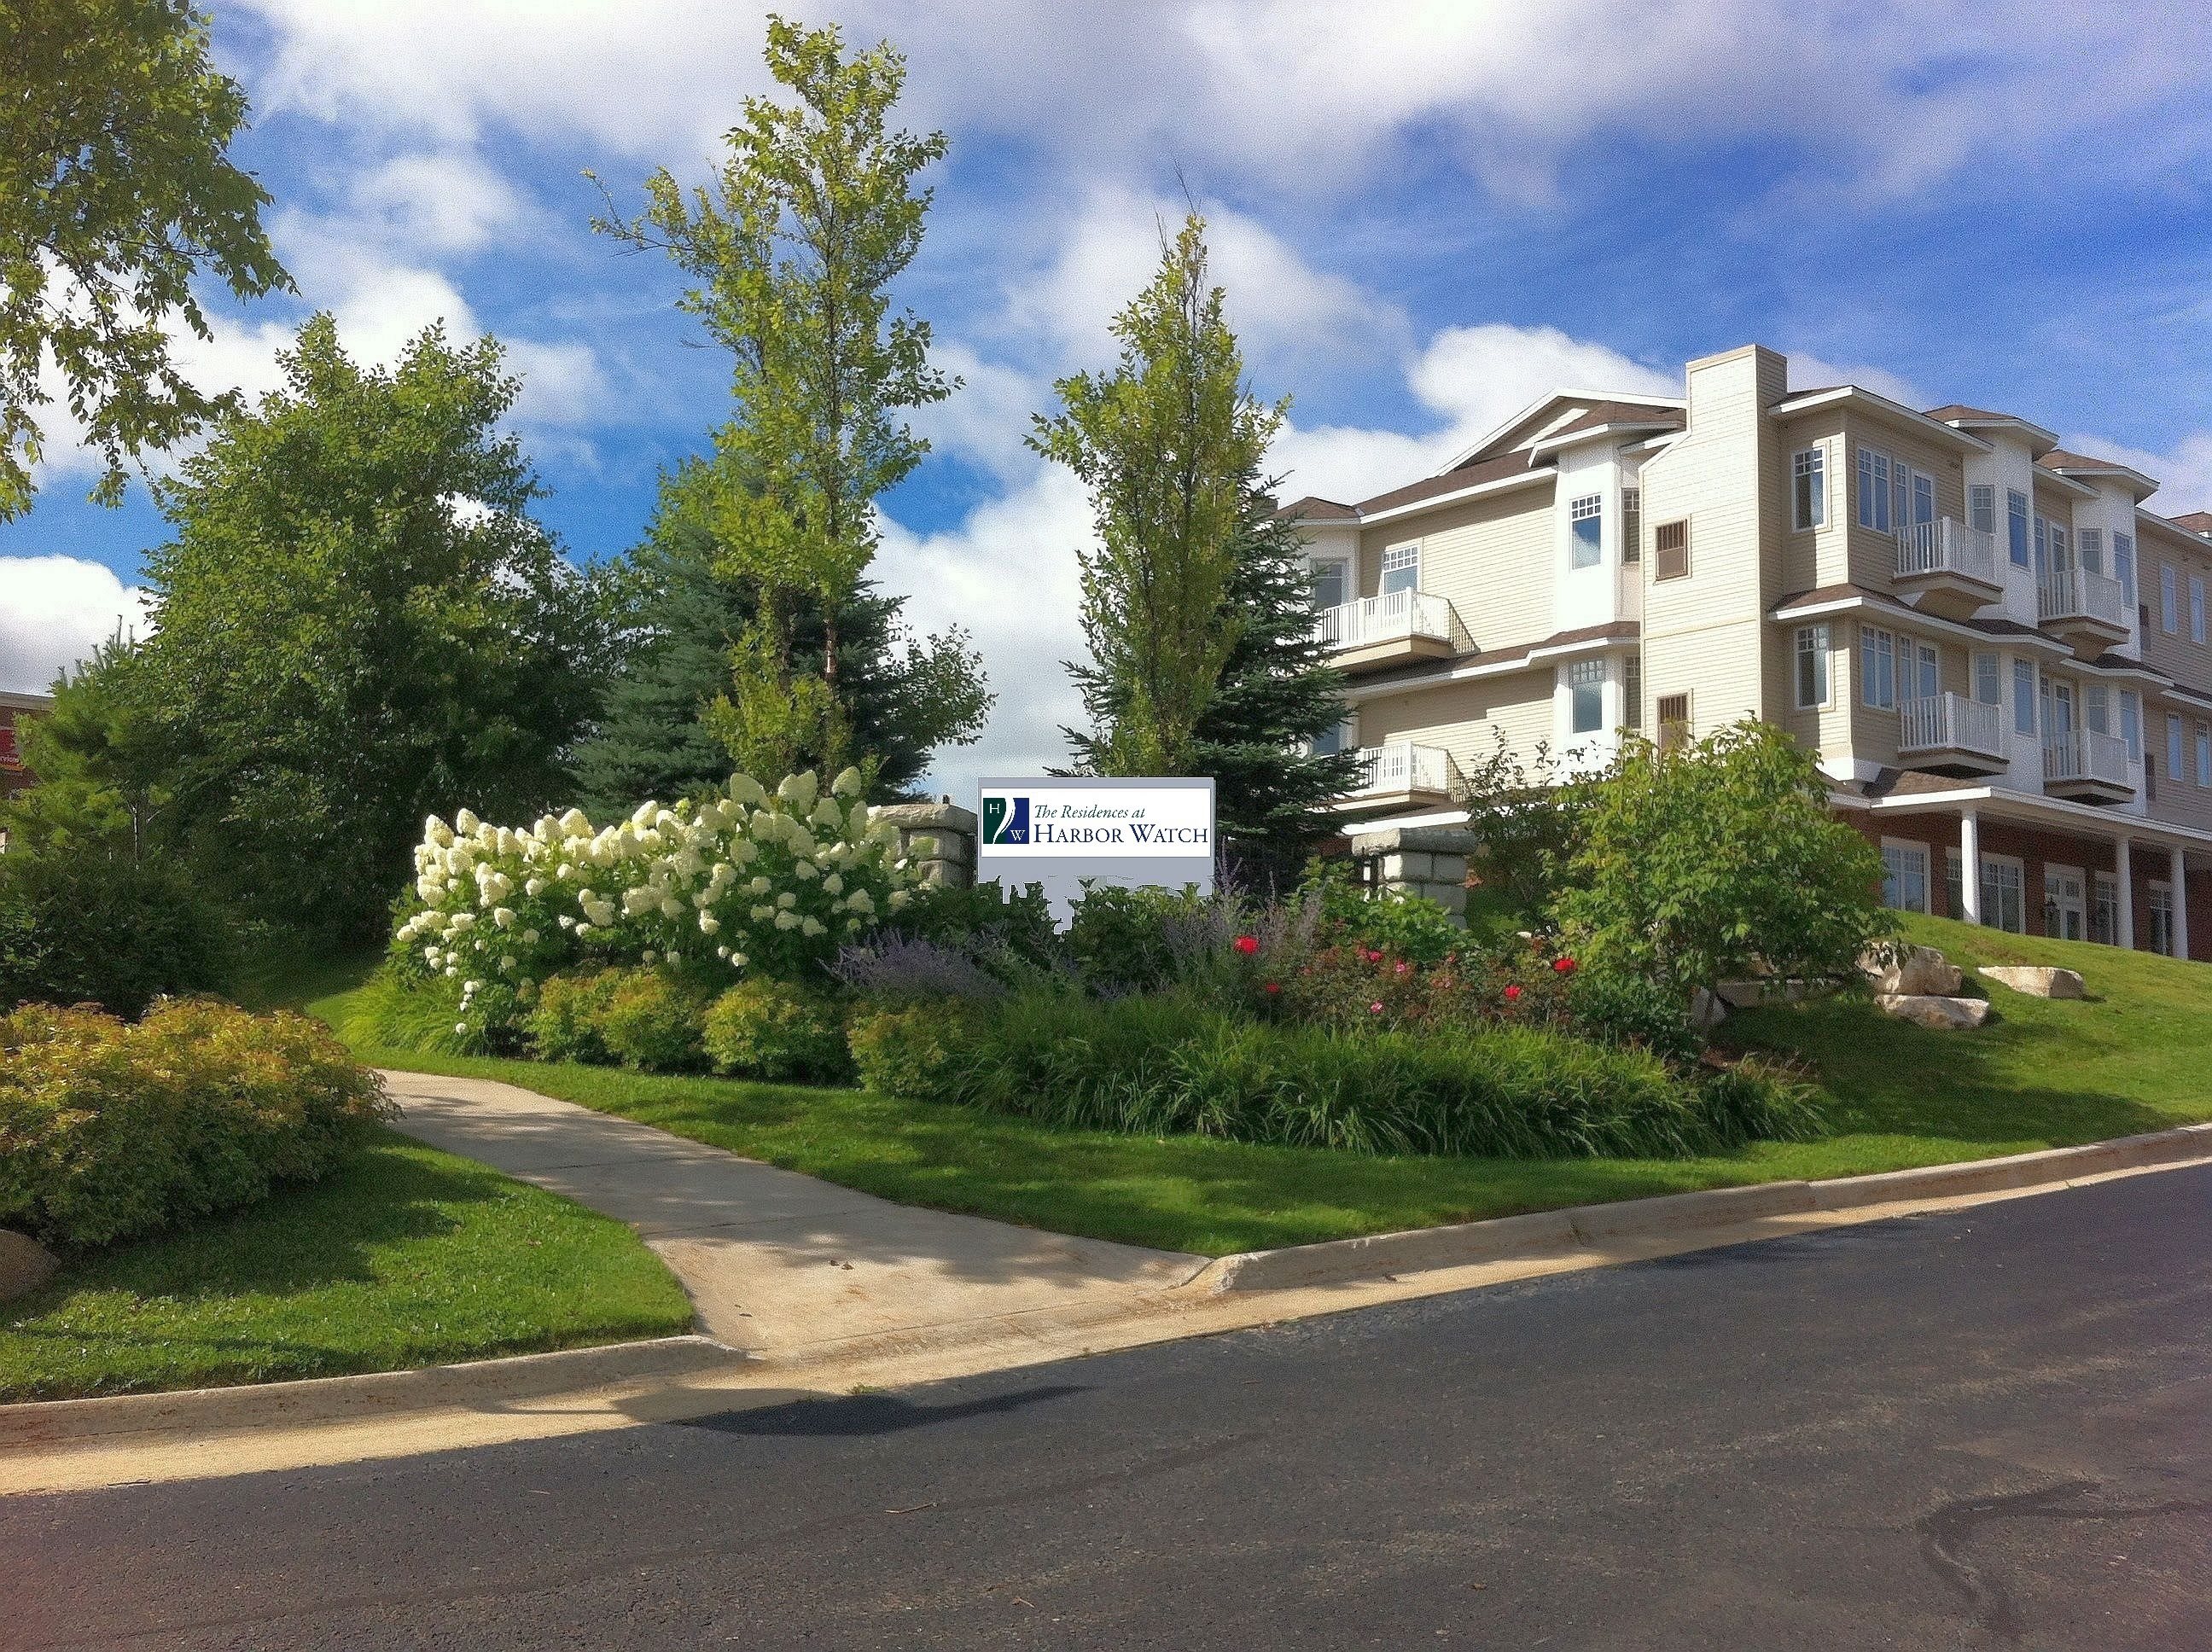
[1273, 495, 1359, 524]
[1923, 404, 2024, 424]
[1353, 449, 1550, 516]
[1535, 400, 1685, 443]
[2169, 511, 2212, 537]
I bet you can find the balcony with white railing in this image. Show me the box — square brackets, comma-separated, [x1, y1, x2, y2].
[2041, 727, 2134, 803]
[1342, 741, 1461, 810]
[1313, 589, 1466, 674]
[1896, 693, 2006, 775]
[1891, 517, 2000, 617]
[2036, 567, 2129, 648]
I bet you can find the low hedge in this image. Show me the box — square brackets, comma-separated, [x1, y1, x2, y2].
[0, 849, 230, 1018]
[861, 991, 1819, 1160]
[0, 999, 390, 1248]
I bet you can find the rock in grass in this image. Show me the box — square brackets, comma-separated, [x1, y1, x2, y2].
[1876, 993, 1991, 1031]
[1979, 965, 2086, 1000]
[0, 1230, 58, 1300]
[1862, 944, 1964, 997]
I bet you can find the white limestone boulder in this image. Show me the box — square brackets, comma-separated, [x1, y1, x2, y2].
[1876, 993, 1991, 1031]
[1979, 965, 2086, 1000]
[1862, 943, 1964, 998]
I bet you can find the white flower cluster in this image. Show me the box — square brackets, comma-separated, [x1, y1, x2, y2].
[394, 767, 917, 1032]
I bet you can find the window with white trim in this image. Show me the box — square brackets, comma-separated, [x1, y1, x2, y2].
[2163, 564, 2179, 633]
[2080, 527, 2104, 576]
[2093, 871, 2121, 946]
[2086, 684, 2110, 736]
[1569, 495, 1603, 569]
[2115, 532, 2136, 604]
[1973, 650, 2000, 707]
[1621, 487, 1641, 564]
[1969, 485, 1995, 536]
[1622, 653, 1642, 728]
[2013, 660, 2038, 736]
[1381, 543, 1420, 595]
[2151, 881, 2176, 957]
[2194, 575, 2206, 645]
[1308, 557, 1348, 611]
[2168, 712, 2186, 780]
[1653, 521, 1689, 580]
[1856, 446, 1892, 532]
[1860, 625, 1896, 709]
[1792, 448, 1825, 530]
[2197, 720, 2210, 788]
[2008, 491, 2030, 567]
[1569, 658, 1607, 735]
[1880, 840, 1930, 915]
[1944, 847, 1964, 922]
[1979, 855, 2026, 935]
[1795, 624, 1831, 709]
[2121, 689, 2142, 760]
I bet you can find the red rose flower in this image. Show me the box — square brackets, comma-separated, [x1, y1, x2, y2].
[1264, 980, 1281, 996]
[1233, 934, 1260, 955]
[1367, 1000, 1385, 1015]
[1504, 984, 1522, 1002]
[1553, 957, 1577, 975]
[1393, 960, 1411, 976]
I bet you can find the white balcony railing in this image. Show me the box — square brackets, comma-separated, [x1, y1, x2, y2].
[1349, 742, 1459, 798]
[2042, 728, 2133, 789]
[1895, 517, 1998, 586]
[2037, 567, 2128, 629]
[1314, 589, 1463, 653]
[1898, 692, 2004, 759]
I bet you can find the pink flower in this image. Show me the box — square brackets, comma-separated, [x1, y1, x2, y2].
[1364, 948, 1384, 964]
[1263, 980, 1281, 996]
[1393, 960, 1412, 977]
[1368, 1000, 1385, 1015]
[1233, 934, 1260, 956]
[1504, 984, 1522, 1003]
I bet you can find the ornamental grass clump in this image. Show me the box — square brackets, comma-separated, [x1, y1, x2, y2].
[0, 1000, 389, 1248]
[389, 766, 920, 1042]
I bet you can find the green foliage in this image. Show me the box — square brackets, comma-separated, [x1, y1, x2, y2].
[595, 970, 709, 1072]
[1065, 883, 1208, 993]
[1301, 859, 1466, 965]
[0, 999, 388, 1248]
[1188, 497, 1363, 870]
[0, 638, 172, 857]
[0, 846, 229, 1015]
[126, 314, 614, 939]
[888, 879, 1061, 973]
[333, 966, 476, 1057]
[592, 15, 987, 784]
[1567, 969, 1702, 1066]
[845, 1002, 969, 1099]
[1450, 730, 1586, 919]
[938, 992, 1813, 1160]
[1036, 213, 1285, 775]
[702, 979, 849, 1082]
[523, 969, 621, 1064]
[1555, 719, 1894, 994]
[0, 0, 290, 518]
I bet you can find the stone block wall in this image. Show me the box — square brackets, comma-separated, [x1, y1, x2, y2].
[870, 800, 977, 889]
[1346, 824, 1480, 922]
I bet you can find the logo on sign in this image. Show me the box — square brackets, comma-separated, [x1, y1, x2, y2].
[981, 794, 1030, 845]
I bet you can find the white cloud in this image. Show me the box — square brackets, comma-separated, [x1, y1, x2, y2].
[2059, 430, 2212, 515]
[1786, 351, 1922, 406]
[0, 556, 150, 695]
[347, 151, 533, 256]
[874, 468, 1093, 795]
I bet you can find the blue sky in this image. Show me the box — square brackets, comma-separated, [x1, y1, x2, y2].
[9, 1, 2212, 797]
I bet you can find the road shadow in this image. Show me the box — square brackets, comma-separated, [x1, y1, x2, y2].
[678, 1382, 1086, 1438]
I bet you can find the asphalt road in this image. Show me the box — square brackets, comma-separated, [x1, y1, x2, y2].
[7, 1166, 2210, 1651]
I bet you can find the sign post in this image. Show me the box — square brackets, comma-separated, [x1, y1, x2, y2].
[975, 777, 1215, 922]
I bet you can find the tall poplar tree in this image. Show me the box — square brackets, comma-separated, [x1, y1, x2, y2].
[592, 15, 987, 785]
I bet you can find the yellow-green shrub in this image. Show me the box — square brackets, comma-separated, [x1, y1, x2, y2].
[702, 980, 849, 1083]
[595, 970, 708, 1071]
[525, 969, 623, 1063]
[847, 1003, 972, 1102]
[0, 1000, 390, 1248]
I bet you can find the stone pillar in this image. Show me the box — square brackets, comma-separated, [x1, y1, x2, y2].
[869, 800, 977, 889]
[2172, 845, 2191, 960]
[1959, 809, 1982, 924]
[1345, 825, 1481, 924]
[2115, 835, 2134, 951]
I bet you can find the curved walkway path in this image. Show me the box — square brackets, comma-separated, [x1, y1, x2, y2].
[381, 1070, 1206, 1358]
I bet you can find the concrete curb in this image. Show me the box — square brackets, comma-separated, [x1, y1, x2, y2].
[0, 1335, 741, 1451]
[1191, 1123, 2212, 1294]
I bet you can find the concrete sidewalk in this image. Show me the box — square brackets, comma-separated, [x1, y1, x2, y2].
[382, 1070, 1206, 1355]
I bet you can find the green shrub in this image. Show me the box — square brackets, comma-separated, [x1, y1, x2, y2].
[1301, 860, 1464, 965]
[703, 980, 850, 1082]
[891, 880, 1060, 974]
[526, 969, 623, 1063]
[0, 849, 230, 1017]
[0, 999, 390, 1248]
[943, 990, 1794, 1160]
[1695, 1055, 1825, 1144]
[595, 969, 708, 1071]
[1066, 884, 1208, 992]
[847, 1003, 973, 1101]
[1568, 968, 1703, 1064]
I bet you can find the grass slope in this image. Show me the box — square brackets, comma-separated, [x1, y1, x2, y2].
[317, 913, 2212, 1258]
[0, 1130, 696, 1402]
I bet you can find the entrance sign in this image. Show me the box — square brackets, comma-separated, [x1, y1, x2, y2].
[975, 777, 1214, 920]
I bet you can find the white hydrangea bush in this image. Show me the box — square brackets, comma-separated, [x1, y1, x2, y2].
[391, 767, 918, 1038]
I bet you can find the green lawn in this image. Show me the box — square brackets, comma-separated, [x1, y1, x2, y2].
[314, 911, 2212, 1258]
[0, 1130, 696, 1402]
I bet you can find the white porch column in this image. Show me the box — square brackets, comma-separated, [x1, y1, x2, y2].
[1959, 809, 1982, 924]
[2116, 836, 2134, 951]
[2173, 846, 2191, 961]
